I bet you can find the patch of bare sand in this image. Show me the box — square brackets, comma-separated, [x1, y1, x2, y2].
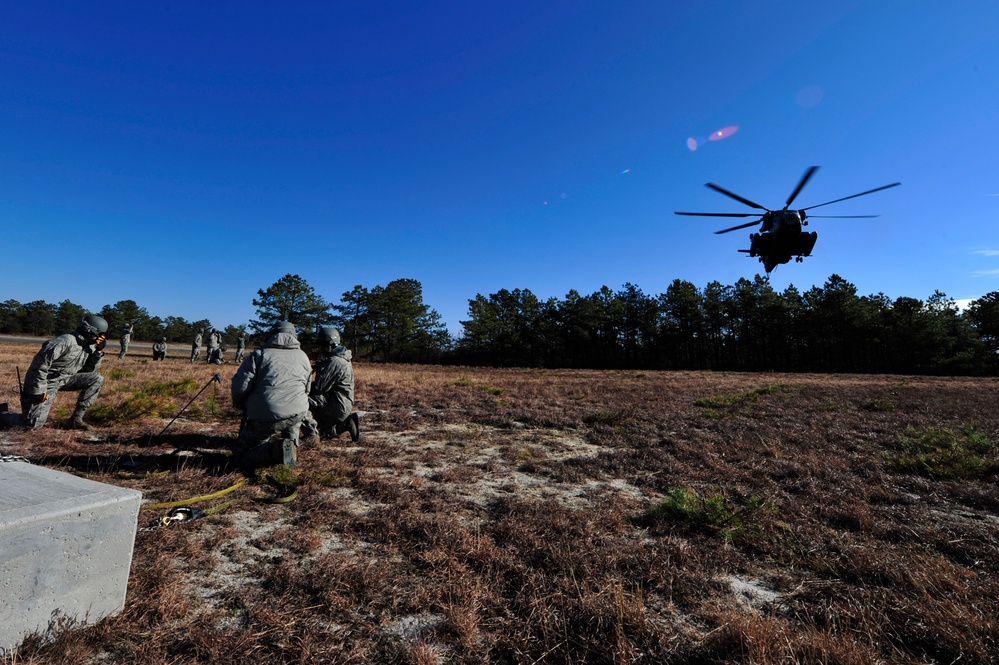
[175, 422, 661, 635]
[362, 422, 651, 513]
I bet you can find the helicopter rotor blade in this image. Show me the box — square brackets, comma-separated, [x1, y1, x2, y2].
[785, 166, 820, 208]
[804, 214, 880, 218]
[801, 182, 901, 211]
[714, 220, 762, 235]
[705, 183, 770, 211]
[674, 212, 758, 217]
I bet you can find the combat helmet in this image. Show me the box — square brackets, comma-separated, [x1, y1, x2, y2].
[77, 315, 109, 339]
[317, 327, 341, 347]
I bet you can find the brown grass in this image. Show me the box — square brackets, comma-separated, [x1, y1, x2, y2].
[2, 341, 999, 663]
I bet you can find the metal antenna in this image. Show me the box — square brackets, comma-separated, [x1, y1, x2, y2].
[155, 374, 222, 439]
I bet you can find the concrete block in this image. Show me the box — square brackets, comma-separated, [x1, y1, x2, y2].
[0, 461, 142, 653]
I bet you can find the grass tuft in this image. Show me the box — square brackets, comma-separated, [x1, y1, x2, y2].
[86, 392, 176, 424]
[643, 487, 768, 545]
[694, 384, 785, 409]
[583, 407, 634, 427]
[886, 425, 999, 478]
[143, 377, 199, 397]
[260, 464, 300, 487]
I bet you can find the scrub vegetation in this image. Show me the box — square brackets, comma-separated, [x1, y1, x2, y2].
[1, 341, 998, 663]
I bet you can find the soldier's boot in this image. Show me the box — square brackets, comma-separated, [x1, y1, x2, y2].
[69, 410, 91, 431]
[300, 429, 320, 447]
[345, 413, 361, 443]
[238, 438, 297, 471]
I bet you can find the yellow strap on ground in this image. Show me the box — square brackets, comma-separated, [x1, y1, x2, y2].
[141, 479, 248, 511]
[202, 499, 239, 517]
[253, 486, 299, 504]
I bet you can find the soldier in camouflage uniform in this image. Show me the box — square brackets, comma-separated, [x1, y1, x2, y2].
[118, 323, 133, 360]
[152, 336, 167, 360]
[21, 315, 109, 430]
[190, 331, 202, 363]
[231, 321, 312, 468]
[234, 331, 247, 363]
[207, 329, 222, 364]
[301, 327, 359, 443]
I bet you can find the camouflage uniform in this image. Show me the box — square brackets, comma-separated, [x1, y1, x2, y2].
[118, 324, 133, 359]
[234, 332, 246, 363]
[207, 330, 223, 364]
[302, 345, 355, 438]
[190, 332, 202, 363]
[231, 324, 312, 450]
[301, 328, 359, 443]
[21, 320, 107, 429]
[152, 336, 167, 361]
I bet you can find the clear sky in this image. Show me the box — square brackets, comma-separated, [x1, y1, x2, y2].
[2, 1, 998, 333]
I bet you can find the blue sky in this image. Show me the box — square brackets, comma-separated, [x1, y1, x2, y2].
[2, 1, 998, 333]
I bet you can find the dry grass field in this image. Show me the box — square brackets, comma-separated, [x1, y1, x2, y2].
[2, 340, 999, 664]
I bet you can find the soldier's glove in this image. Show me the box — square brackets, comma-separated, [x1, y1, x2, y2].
[94, 335, 107, 351]
[29, 393, 48, 404]
[92, 349, 105, 360]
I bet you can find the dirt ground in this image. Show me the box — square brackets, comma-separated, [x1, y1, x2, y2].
[1, 344, 998, 663]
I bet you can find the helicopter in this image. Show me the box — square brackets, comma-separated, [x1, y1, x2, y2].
[675, 166, 901, 273]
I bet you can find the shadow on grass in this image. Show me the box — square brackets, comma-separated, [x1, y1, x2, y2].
[28, 433, 241, 476]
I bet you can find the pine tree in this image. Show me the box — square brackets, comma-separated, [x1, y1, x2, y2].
[250, 274, 333, 338]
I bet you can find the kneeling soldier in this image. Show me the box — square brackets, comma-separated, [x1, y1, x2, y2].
[22, 315, 108, 431]
[302, 327, 360, 444]
[231, 321, 312, 469]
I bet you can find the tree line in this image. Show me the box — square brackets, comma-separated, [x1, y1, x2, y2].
[0, 274, 452, 363]
[454, 275, 999, 375]
[0, 298, 229, 346]
[5, 273, 999, 375]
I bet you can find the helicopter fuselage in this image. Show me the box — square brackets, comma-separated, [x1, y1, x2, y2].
[748, 210, 817, 273]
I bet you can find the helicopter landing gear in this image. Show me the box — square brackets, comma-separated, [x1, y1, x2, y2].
[795, 256, 803, 263]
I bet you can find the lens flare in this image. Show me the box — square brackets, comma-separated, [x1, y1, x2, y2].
[686, 137, 698, 151]
[796, 85, 823, 108]
[708, 125, 739, 141]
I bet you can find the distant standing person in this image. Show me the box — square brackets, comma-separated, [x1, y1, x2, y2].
[231, 321, 312, 468]
[118, 323, 133, 360]
[234, 331, 247, 363]
[21, 315, 109, 431]
[301, 327, 360, 443]
[191, 331, 202, 363]
[152, 336, 167, 361]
